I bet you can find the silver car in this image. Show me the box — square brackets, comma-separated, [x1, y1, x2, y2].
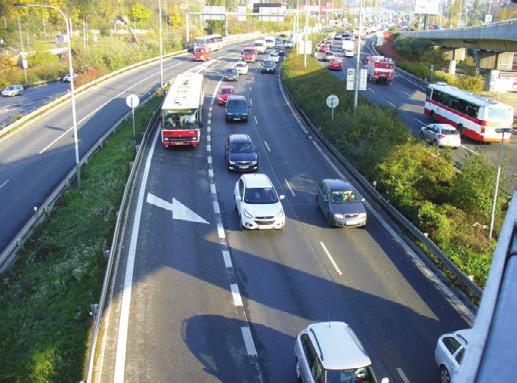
[420, 123, 461, 148]
[1, 84, 24, 97]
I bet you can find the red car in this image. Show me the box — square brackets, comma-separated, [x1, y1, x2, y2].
[328, 59, 343, 71]
[218, 86, 234, 105]
[319, 44, 331, 52]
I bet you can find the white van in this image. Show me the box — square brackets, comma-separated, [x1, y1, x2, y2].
[254, 39, 267, 54]
[342, 39, 355, 57]
[264, 37, 275, 49]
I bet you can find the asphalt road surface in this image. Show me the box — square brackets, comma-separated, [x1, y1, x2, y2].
[323, 39, 517, 183]
[0, 43, 248, 255]
[0, 80, 70, 128]
[96, 50, 471, 383]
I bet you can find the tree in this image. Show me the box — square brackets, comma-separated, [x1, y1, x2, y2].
[128, 3, 153, 28]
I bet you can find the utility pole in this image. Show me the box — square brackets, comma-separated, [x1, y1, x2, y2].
[304, 0, 308, 68]
[158, 0, 164, 89]
[18, 15, 24, 51]
[353, 0, 363, 113]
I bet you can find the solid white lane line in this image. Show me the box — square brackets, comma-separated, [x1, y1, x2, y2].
[208, 169, 214, 178]
[253, 116, 258, 124]
[386, 100, 396, 107]
[0, 179, 9, 189]
[114, 128, 160, 383]
[414, 118, 424, 125]
[211, 78, 224, 106]
[264, 140, 271, 152]
[396, 368, 411, 383]
[249, 98, 253, 106]
[213, 200, 220, 214]
[241, 326, 258, 356]
[222, 250, 233, 268]
[217, 222, 226, 240]
[285, 179, 296, 197]
[230, 284, 243, 306]
[319, 241, 343, 276]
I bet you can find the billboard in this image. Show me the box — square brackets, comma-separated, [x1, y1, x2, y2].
[414, 0, 439, 15]
[253, 2, 281, 13]
[259, 6, 286, 22]
[202, 6, 225, 21]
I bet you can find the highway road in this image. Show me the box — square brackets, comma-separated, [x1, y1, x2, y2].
[325, 39, 517, 181]
[0, 43, 250, 256]
[0, 80, 70, 128]
[96, 50, 472, 382]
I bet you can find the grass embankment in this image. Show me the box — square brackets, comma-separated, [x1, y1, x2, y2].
[282, 52, 509, 290]
[0, 94, 162, 382]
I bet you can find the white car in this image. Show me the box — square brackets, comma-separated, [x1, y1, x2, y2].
[254, 39, 267, 54]
[435, 329, 472, 383]
[295, 322, 389, 383]
[1, 84, 24, 97]
[62, 73, 78, 82]
[322, 51, 337, 62]
[234, 173, 285, 230]
[284, 39, 293, 48]
[420, 123, 461, 148]
[233, 61, 249, 75]
[267, 51, 280, 63]
[264, 37, 275, 49]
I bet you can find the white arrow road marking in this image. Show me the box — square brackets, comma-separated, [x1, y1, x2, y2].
[146, 192, 209, 224]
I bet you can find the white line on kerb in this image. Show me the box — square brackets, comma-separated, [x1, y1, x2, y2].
[285, 179, 296, 197]
[222, 250, 233, 268]
[241, 326, 258, 356]
[253, 116, 258, 124]
[0, 179, 9, 189]
[263, 140, 271, 152]
[396, 368, 411, 383]
[230, 284, 243, 306]
[113, 128, 160, 383]
[319, 241, 343, 276]
[386, 100, 396, 107]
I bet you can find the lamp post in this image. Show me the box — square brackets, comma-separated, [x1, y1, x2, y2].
[488, 128, 512, 238]
[304, 0, 308, 68]
[158, 0, 164, 89]
[353, 0, 363, 113]
[15, 3, 81, 187]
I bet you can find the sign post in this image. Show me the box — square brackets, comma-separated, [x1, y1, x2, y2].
[326, 94, 339, 121]
[346, 68, 355, 90]
[125, 94, 140, 137]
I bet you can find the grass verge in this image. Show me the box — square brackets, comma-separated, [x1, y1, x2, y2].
[0, 93, 162, 382]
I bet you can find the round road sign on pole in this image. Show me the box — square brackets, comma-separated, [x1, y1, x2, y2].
[326, 94, 339, 121]
[126, 94, 140, 109]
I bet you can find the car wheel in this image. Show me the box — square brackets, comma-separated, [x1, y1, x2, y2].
[439, 366, 451, 383]
[295, 359, 303, 382]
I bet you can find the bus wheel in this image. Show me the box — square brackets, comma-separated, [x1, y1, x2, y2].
[457, 125, 464, 136]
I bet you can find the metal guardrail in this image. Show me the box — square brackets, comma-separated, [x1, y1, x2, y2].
[279, 67, 483, 301]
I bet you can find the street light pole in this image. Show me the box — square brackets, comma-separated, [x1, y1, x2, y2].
[304, 0, 308, 68]
[353, 0, 363, 113]
[15, 3, 81, 187]
[488, 129, 509, 238]
[158, 0, 164, 89]
[18, 14, 24, 51]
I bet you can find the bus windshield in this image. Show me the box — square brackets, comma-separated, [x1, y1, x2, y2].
[487, 106, 513, 121]
[163, 109, 197, 129]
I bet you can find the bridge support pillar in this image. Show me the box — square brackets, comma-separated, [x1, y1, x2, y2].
[445, 48, 466, 74]
[449, 59, 457, 74]
[479, 51, 514, 70]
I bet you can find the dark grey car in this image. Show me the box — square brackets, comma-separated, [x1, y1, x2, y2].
[316, 179, 367, 227]
[225, 134, 258, 171]
[223, 68, 239, 81]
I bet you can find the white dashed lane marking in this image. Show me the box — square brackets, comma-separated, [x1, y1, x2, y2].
[241, 326, 258, 356]
[285, 179, 296, 197]
[264, 140, 271, 152]
[386, 100, 396, 107]
[319, 241, 343, 276]
[397, 368, 411, 383]
[230, 284, 243, 306]
[222, 250, 233, 268]
[0, 179, 9, 190]
[253, 116, 258, 124]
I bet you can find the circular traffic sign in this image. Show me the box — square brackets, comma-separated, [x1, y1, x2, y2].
[126, 94, 140, 109]
[326, 94, 339, 109]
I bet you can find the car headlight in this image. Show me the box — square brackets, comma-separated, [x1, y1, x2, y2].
[229, 161, 236, 165]
[244, 209, 254, 219]
[334, 214, 344, 219]
[359, 213, 367, 218]
[251, 160, 257, 165]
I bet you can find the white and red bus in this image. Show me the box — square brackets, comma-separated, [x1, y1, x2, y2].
[194, 34, 223, 51]
[425, 83, 514, 143]
[161, 73, 204, 148]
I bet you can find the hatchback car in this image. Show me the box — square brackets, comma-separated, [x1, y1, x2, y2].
[217, 85, 234, 105]
[328, 59, 343, 71]
[435, 329, 472, 383]
[234, 173, 285, 230]
[223, 68, 239, 81]
[322, 51, 337, 62]
[420, 123, 461, 148]
[261, 60, 276, 74]
[316, 179, 367, 227]
[267, 51, 280, 63]
[233, 61, 249, 75]
[225, 95, 249, 122]
[225, 134, 258, 172]
[2, 84, 24, 97]
[295, 322, 389, 383]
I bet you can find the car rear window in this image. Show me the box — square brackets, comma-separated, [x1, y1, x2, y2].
[442, 128, 458, 135]
[221, 88, 232, 94]
[331, 190, 359, 203]
[228, 99, 247, 108]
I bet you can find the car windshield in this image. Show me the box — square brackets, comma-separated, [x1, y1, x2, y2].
[331, 190, 359, 203]
[244, 187, 278, 204]
[243, 49, 255, 55]
[325, 367, 377, 383]
[227, 99, 247, 108]
[226, 69, 237, 74]
[163, 109, 197, 129]
[236, 63, 245, 67]
[230, 141, 254, 153]
[221, 88, 233, 94]
[441, 128, 458, 135]
[264, 61, 275, 67]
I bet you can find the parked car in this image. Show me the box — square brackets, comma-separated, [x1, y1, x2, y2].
[62, 73, 78, 82]
[316, 178, 367, 227]
[295, 322, 389, 383]
[420, 123, 461, 148]
[1, 84, 24, 97]
[225, 134, 258, 172]
[225, 95, 249, 122]
[234, 173, 285, 230]
[261, 60, 276, 74]
[233, 61, 249, 75]
[328, 59, 343, 71]
[267, 51, 280, 63]
[435, 329, 472, 383]
[217, 85, 234, 105]
[223, 68, 239, 81]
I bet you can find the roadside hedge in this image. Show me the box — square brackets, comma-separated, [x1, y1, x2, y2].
[282, 52, 509, 288]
